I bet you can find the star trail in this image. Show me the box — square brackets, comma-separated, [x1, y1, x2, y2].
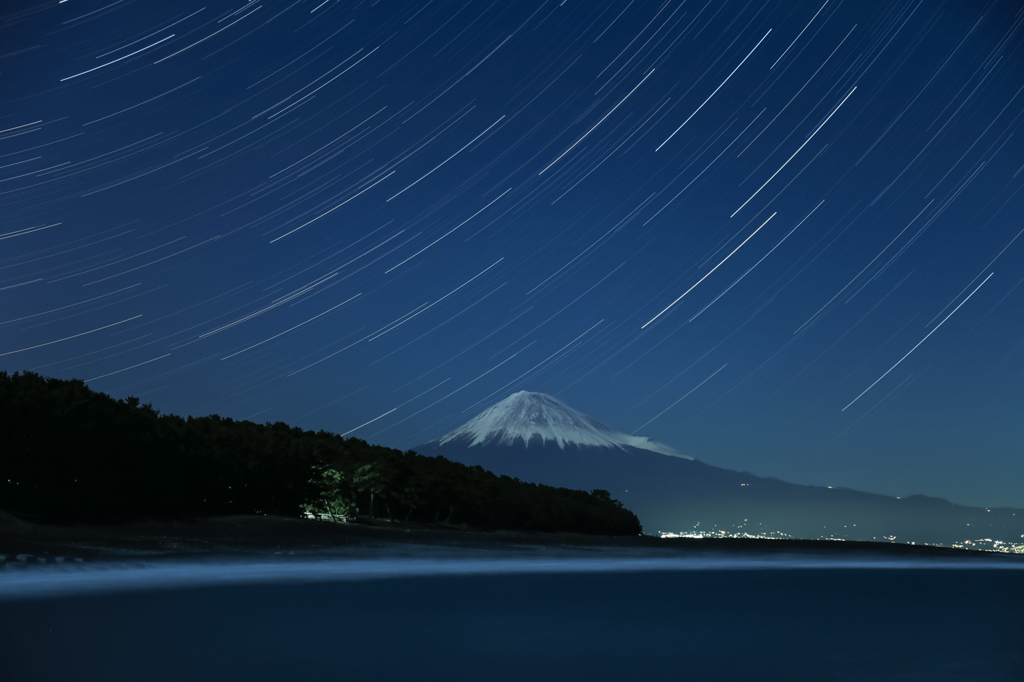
[3, 0, 1023, 508]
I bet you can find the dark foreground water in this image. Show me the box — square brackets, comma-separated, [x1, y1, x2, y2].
[2, 556, 1021, 681]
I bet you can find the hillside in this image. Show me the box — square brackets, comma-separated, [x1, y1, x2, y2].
[0, 372, 640, 536]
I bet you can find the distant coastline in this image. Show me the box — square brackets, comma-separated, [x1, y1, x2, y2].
[4, 510, 1023, 566]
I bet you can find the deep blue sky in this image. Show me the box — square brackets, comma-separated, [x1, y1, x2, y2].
[3, 0, 1023, 508]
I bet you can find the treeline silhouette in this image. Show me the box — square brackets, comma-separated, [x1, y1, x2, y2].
[0, 372, 641, 535]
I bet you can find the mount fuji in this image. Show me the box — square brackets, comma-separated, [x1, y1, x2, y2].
[434, 391, 690, 459]
[415, 392, 1024, 548]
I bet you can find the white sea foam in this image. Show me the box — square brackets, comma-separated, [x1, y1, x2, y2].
[2, 551, 1020, 601]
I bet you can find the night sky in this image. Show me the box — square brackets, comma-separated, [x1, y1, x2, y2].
[3, 0, 1023, 509]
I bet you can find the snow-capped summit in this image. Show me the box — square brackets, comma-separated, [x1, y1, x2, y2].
[436, 391, 691, 459]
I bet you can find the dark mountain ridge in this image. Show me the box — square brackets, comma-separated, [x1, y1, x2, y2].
[0, 373, 641, 536]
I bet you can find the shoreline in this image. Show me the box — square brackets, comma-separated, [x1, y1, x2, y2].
[4, 510, 1023, 564]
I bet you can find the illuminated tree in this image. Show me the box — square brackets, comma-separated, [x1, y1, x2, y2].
[302, 468, 355, 522]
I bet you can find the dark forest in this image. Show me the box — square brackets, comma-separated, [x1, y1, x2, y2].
[0, 372, 640, 536]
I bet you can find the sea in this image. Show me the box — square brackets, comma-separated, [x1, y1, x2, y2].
[2, 551, 1021, 681]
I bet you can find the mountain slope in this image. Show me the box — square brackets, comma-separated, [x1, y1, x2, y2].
[416, 393, 1024, 548]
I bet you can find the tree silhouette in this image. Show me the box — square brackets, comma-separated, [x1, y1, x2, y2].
[0, 371, 642, 535]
